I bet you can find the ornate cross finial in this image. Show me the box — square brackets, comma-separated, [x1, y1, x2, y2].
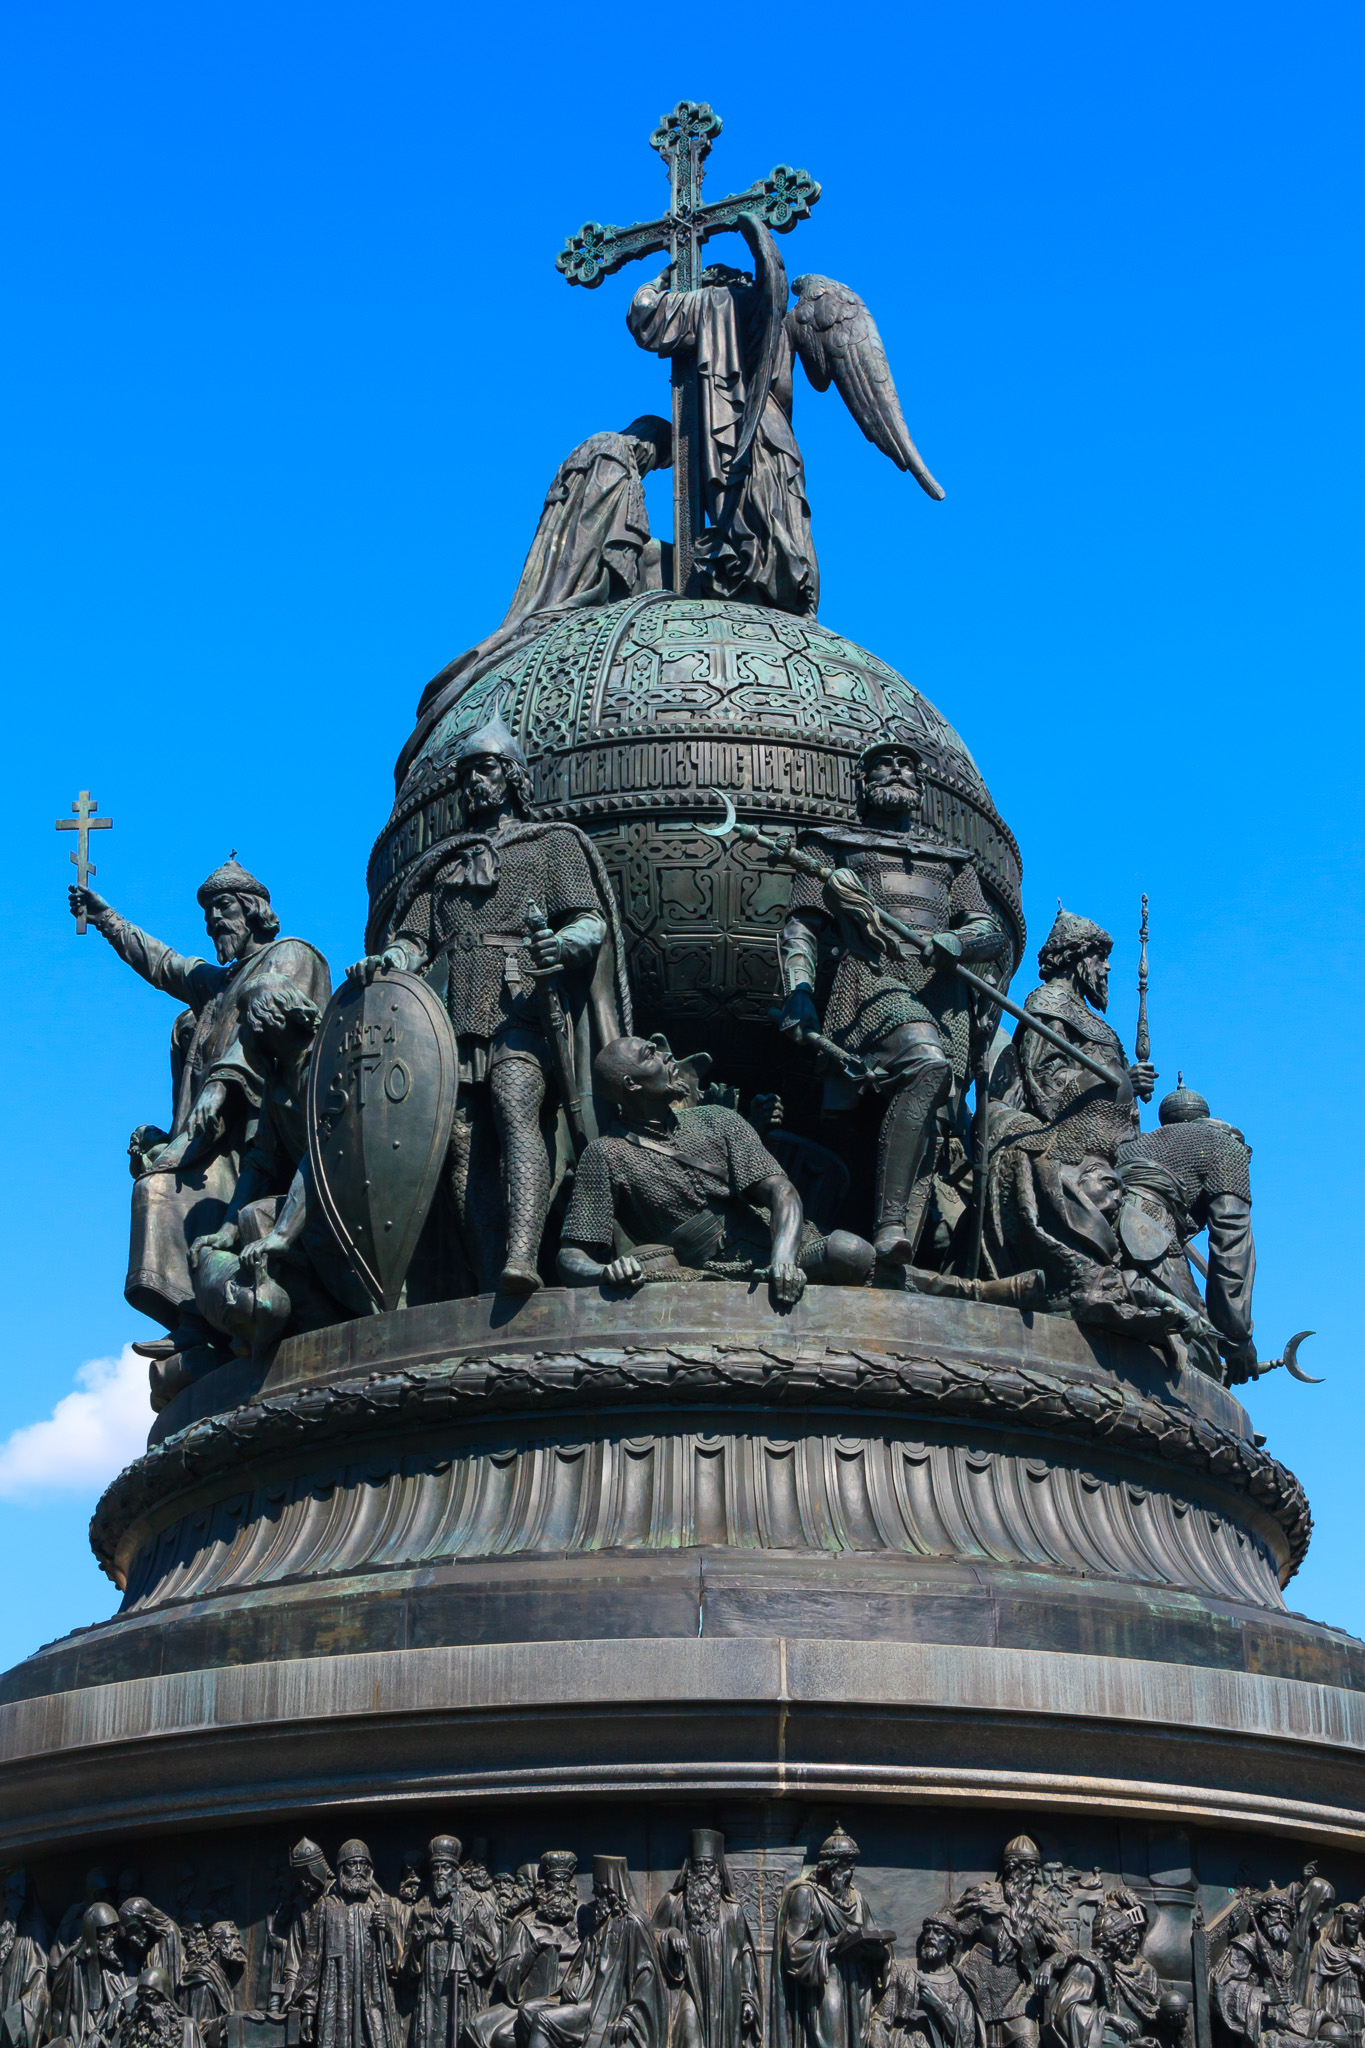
[57, 789, 113, 934]
[555, 100, 819, 595]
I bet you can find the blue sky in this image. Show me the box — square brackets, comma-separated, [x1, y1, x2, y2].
[0, 1, 1361, 1671]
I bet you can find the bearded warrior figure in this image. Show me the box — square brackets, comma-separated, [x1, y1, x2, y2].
[653, 1831, 760, 2048]
[351, 711, 631, 1295]
[777, 741, 1011, 1267]
[770, 1827, 894, 2048]
[946, 1836, 1064, 2048]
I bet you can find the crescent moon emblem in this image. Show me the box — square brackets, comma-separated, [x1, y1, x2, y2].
[1282, 1330, 1323, 1384]
[696, 789, 738, 839]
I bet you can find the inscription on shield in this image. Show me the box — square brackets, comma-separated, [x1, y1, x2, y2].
[306, 970, 458, 1314]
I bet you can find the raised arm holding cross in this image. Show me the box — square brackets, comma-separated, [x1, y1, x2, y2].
[57, 790, 113, 932]
[556, 100, 820, 598]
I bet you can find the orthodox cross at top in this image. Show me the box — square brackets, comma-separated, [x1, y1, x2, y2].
[57, 789, 113, 934]
[556, 101, 820, 597]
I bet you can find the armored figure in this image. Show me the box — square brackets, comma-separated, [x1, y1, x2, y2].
[1043, 1893, 1161, 2048]
[946, 1836, 1063, 2048]
[1004, 908, 1155, 1162]
[518, 1856, 666, 2048]
[1212, 1888, 1318, 2048]
[471, 1854, 584, 2048]
[557, 1037, 875, 1306]
[69, 861, 329, 1404]
[770, 1826, 894, 2048]
[777, 740, 1011, 1266]
[869, 1919, 974, 2048]
[652, 1831, 760, 2048]
[291, 1840, 401, 2048]
[266, 1841, 334, 2020]
[402, 1835, 501, 2048]
[1115, 1079, 1258, 1382]
[400, 420, 672, 787]
[351, 712, 630, 1294]
[49, 1907, 135, 2048]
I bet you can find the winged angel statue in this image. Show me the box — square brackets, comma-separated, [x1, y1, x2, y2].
[628, 212, 943, 615]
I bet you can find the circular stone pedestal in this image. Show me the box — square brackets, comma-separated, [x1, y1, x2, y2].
[1, 1287, 1362, 1991]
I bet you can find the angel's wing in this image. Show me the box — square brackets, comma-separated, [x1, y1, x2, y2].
[787, 275, 945, 499]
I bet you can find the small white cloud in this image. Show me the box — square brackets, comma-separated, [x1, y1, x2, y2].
[0, 1345, 148, 1499]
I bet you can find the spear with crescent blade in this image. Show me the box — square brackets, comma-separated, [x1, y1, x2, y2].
[695, 790, 1135, 1099]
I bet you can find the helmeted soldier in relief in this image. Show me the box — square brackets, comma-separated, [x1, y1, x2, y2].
[776, 740, 1011, 1266]
[770, 1826, 894, 2048]
[653, 1830, 760, 2048]
[69, 859, 330, 1403]
[350, 710, 631, 1295]
[946, 1836, 1064, 2048]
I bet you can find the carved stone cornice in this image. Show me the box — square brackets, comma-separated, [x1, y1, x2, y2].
[91, 1339, 1310, 1589]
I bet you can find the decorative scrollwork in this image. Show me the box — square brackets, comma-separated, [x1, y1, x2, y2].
[746, 163, 822, 233]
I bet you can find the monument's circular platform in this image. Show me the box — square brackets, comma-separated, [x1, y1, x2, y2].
[1, 1288, 1362, 1865]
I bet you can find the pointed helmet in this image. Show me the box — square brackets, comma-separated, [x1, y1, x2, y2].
[1037, 905, 1112, 978]
[197, 857, 271, 908]
[450, 706, 528, 775]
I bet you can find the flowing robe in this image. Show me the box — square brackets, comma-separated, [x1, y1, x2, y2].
[0, 1911, 49, 2048]
[1306, 1930, 1365, 2047]
[402, 1890, 501, 2048]
[770, 1879, 889, 2048]
[1045, 1954, 1160, 2048]
[628, 277, 816, 616]
[1213, 1933, 1314, 2048]
[947, 1886, 1062, 2048]
[869, 1961, 974, 2048]
[652, 1889, 759, 2048]
[295, 1893, 401, 2048]
[89, 912, 330, 1329]
[397, 432, 662, 789]
[524, 1910, 667, 2048]
[48, 1948, 134, 2048]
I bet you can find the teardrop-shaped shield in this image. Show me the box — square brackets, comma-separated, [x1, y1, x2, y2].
[307, 970, 458, 1313]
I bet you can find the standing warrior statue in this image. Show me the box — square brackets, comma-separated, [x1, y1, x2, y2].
[557, 100, 942, 609]
[350, 711, 631, 1295]
[776, 740, 1011, 1267]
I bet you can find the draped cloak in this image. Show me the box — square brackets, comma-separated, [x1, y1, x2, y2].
[397, 433, 663, 790]
[770, 1879, 889, 2048]
[295, 1892, 401, 2048]
[652, 1888, 759, 2048]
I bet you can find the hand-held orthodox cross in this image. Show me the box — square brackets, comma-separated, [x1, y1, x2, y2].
[555, 100, 821, 598]
[57, 790, 113, 933]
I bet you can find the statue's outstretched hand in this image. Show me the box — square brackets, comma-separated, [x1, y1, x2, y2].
[69, 883, 110, 922]
[181, 1081, 228, 1162]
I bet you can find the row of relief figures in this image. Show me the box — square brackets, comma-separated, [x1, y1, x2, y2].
[0, 1829, 1356, 2048]
[72, 725, 1275, 1417]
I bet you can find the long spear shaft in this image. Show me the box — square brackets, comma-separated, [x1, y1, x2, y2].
[1136, 892, 1150, 1064]
[700, 801, 1133, 1096]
